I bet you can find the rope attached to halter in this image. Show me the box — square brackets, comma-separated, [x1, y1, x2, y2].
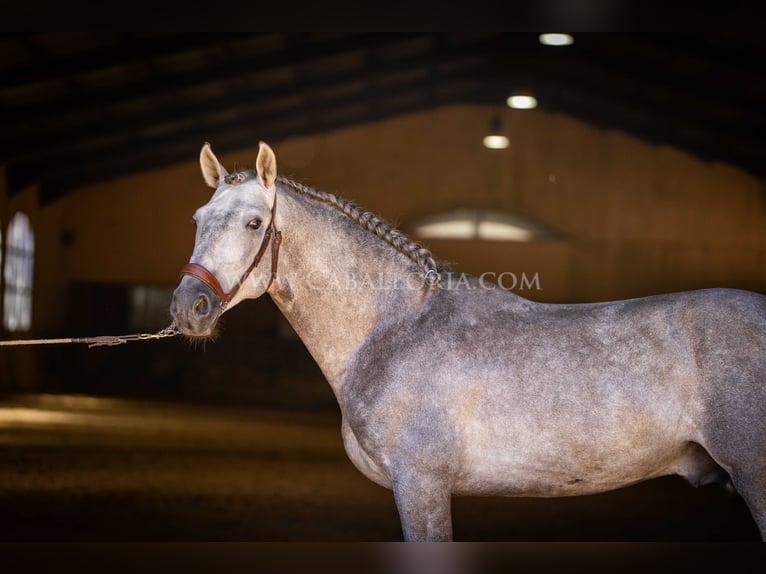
[0, 321, 180, 348]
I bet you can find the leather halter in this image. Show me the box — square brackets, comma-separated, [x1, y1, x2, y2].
[180, 191, 282, 306]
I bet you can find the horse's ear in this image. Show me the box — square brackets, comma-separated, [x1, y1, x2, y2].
[256, 141, 277, 189]
[200, 142, 228, 189]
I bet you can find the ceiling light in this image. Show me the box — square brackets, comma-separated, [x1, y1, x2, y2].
[483, 113, 509, 149]
[507, 95, 538, 109]
[483, 135, 510, 149]
[539, 33, 574, 46]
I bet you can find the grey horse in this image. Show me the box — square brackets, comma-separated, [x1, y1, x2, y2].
[170, 141, 766, 541]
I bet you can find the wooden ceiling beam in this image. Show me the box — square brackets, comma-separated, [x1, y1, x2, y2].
[0, 33, 426, 131]
[0, 33, 253, 89]
[1, 38, 489, 162]
[17, 68, 486, 202]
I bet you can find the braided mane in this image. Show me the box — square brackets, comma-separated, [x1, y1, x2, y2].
[273, 175, 443, 286]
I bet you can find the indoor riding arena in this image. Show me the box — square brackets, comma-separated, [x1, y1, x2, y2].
[1, 33, 765, 569]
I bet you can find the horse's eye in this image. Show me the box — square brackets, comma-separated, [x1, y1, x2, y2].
[247, 218, 262, 230]
[191, 217, 197, 228]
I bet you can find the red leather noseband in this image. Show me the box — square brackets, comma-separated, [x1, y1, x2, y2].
[180, 192, 282, 306]
[180, 262, 231, 303]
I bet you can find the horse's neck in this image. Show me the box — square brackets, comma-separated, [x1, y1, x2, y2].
[267, 191, 430, 396]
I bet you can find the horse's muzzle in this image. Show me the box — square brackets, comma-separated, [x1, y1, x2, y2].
[170, 276, 224, 337]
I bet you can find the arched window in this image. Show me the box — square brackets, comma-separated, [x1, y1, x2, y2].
[410, 208, 557, 242]
[3, 212, 35, 332]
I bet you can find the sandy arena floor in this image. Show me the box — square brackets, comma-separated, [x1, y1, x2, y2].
[0, 393, 760, 542]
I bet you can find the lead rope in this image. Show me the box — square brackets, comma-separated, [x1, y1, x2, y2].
[0, 321, 181, 349]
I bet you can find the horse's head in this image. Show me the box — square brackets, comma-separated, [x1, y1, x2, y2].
[170, 141, 280, 338]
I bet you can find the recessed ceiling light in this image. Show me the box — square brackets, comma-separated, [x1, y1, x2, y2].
[507, 95, 538, 109]
[483, 135, 510, 149]
[539, 33, 574, 46]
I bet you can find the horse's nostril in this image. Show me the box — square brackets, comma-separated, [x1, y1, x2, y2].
[193, 294, 210, 317]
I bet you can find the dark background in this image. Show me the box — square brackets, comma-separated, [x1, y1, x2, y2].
[1, 32, 765, 548]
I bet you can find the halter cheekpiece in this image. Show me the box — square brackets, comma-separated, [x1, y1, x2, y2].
[180, 189, 282, 306]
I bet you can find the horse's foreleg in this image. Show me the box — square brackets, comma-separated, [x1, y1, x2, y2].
[391, 466, 453, 541]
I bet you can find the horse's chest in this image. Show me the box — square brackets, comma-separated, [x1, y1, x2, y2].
[341, 420, 392, 489]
